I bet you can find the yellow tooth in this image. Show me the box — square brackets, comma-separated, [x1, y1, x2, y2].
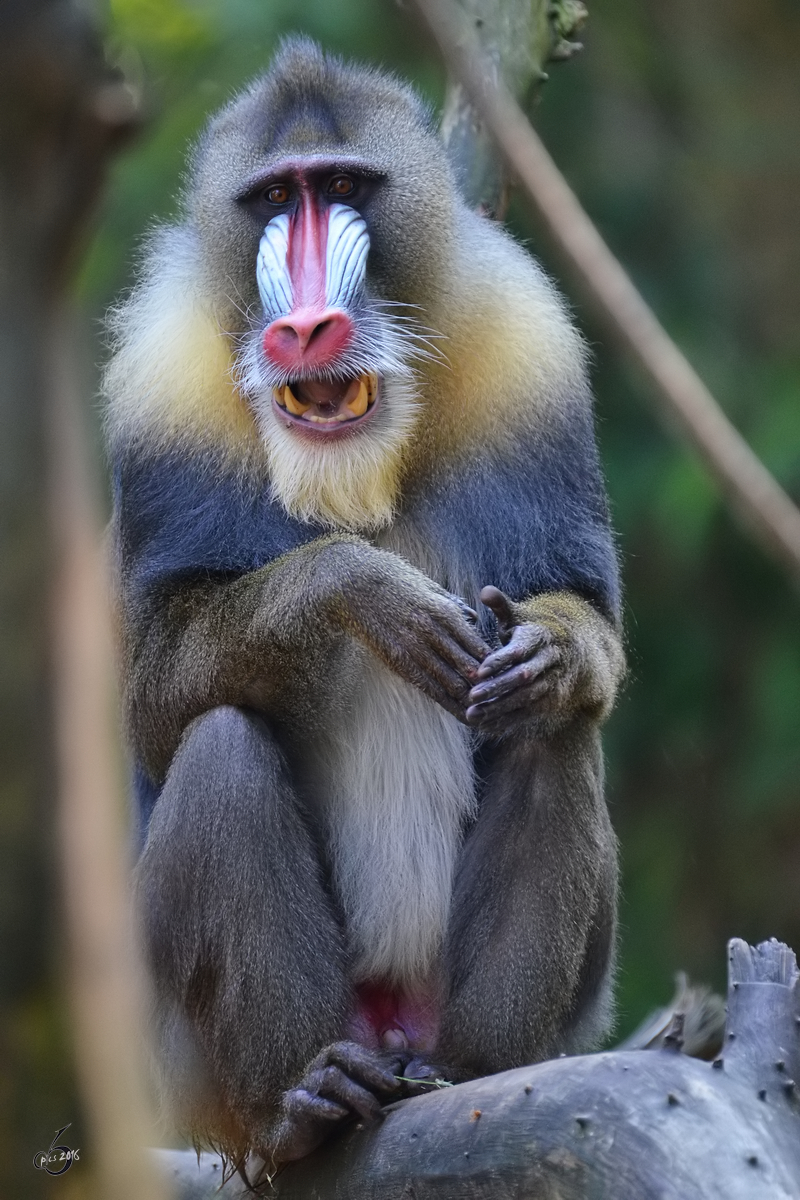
[273, 386, 286, 408]
[348, 377, 370, 417]
[283, 385, 310, 416]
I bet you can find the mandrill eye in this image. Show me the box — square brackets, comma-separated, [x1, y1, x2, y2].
[265, 184, 291, 205]
[328, 174, 356, 197]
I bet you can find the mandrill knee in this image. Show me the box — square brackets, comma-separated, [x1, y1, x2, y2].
[161, 705, 286, 820]
[179, 704, 258, 755]
[176, 704, 282, 765]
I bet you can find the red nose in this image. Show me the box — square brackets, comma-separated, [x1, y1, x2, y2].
[263, 307, 354, 371]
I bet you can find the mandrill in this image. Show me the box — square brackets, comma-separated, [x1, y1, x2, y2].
[104, 37, 624, 1171]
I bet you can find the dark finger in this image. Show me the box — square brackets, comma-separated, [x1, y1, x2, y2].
[434, 600, 490, 661]
[316, 1067, 384, 1122]
[470, 648, 560, 702]
[479, 585, 516, 638]
[411, 644, 472, 702]
[465, 677, 552, 727]
[476, 628, 553, 680]
[392, 1051, 444, 1097]
[365, 632, 466, 713]
[382, 1050, 415, 1076]
[383, 619, 475, 704]
[421, 681, 470, 724]
[322, 1042, 402, 1095]
[273, 1097, 348, 1162]
[397, 651, 469, 720]
[366, 627, 473, 720]
[283, 1088, 348, 1124]
[403, 1056, 442, 1083]
[424, 622, 484, 684]
[450, 595, 480, 626]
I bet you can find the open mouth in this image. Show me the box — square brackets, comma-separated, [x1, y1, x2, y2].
[272, 372, 379, 432]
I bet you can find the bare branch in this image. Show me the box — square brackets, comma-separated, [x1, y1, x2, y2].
[439, 0, 549, 216]
[51, 317, 170, 1200]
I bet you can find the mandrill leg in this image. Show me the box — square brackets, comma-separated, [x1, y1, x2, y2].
[438, 721, 618, 1075]
[137, 706, 354, 1156]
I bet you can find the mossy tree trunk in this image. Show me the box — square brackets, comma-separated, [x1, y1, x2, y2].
[440, 0, 586, 216]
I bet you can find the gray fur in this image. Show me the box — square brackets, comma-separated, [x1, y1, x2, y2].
[136, 706, 351, 1144]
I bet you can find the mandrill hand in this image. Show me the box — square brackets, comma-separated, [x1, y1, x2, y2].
[268, 1041, 403, 1165]
[465, 586, 623, 736]
[266, 1042, 450, 1166]
[466, 586, 570, 735]
[328, 543, 489, 722]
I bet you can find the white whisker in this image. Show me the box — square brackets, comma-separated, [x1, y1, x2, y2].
[222, 277, 260, 325]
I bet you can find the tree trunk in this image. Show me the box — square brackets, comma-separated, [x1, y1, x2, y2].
[0, 3, 162, 1197]
[439, 0, 586, 216]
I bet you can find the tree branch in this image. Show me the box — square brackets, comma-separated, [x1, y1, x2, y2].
[439, 0, 587, 217]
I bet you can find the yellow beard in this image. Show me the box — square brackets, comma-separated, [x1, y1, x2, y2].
[255, 376, 419, 532]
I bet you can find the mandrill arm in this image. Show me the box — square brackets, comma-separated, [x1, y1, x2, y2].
[122, 530, 487, 780]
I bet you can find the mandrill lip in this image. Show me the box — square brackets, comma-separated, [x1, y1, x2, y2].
[272, 372, 380, 437]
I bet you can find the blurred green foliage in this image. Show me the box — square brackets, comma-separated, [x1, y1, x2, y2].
[81, 0, 800, 1038]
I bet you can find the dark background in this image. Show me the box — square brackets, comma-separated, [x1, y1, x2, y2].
[80, 0, 800, 1036]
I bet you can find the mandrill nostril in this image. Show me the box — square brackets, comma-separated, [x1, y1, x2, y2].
[276, 318, 329, 352]
[307, 318, 333, 346]
[263, 308, 354, 368]
[284, 317, 336, 353]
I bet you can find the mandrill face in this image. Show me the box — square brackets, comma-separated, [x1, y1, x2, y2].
[188, 48, 458, 530]
[231, 151, 422, 529]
